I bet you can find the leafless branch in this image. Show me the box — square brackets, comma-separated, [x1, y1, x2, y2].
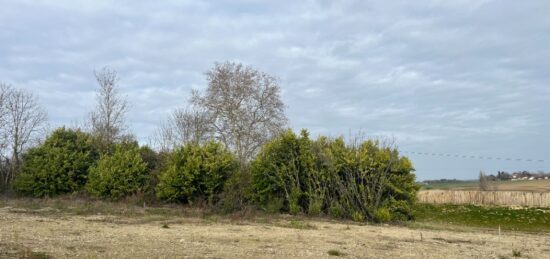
[89, 67, 129, 145]
[0, 83, 47, 185]
[154, 107, 213, 152]
[191, 61, 287, 162]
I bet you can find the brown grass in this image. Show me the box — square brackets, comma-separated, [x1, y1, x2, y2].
[418, 190, 550, 207]
[1, 204, 548, 258]
[493, 179, 550, 192]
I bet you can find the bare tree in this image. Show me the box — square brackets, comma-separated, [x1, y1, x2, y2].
[0, 84, 10, 187]
[89, 67, 129, 145]
[0, 84, 10, 155]
[191, 61, 287, 162]
[155, 108, 212, 151]
[479, 171, 489, 191]
[0, 84, 47, 185]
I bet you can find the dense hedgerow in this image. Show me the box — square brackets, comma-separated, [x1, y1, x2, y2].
[13, 128, 98, 197]
[86, 143, 149, 200]
[251, 129, 419, 221]
[156, 141, 238, 204]
[12, 125, 419, 222]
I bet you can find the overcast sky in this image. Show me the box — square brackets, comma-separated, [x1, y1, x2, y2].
[1, 0, 549, 180]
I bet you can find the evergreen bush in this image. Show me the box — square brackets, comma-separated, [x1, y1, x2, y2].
[13, 128, 98, 197]
[156, 141, 238, 204]
[251, 129, 419, 221]
[86, 143, 149, 200]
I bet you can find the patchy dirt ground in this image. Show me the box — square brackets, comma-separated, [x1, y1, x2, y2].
[1, 207, 549, 259]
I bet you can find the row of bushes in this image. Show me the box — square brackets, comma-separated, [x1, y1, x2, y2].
[11, 127, 419, 222]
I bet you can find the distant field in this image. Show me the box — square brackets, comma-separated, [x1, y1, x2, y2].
[418, 190, 550, 207]
[422, 179, 550, 192]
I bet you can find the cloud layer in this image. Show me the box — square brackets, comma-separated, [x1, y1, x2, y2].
[1, 0, 549, 180]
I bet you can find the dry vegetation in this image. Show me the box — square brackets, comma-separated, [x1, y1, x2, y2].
[496, 180, 550, 192]
[418, 190, 550, 207]
[1, 199, 550, 258]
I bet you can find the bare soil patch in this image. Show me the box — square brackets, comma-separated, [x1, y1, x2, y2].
[1, 207, 549, 258]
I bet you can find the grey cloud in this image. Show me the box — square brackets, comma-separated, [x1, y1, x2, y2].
[1, 0, 549, 180]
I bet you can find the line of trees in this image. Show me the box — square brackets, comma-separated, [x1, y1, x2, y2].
[1, 62, 419, 222]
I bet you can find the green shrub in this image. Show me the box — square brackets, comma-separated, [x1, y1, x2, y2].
[251, 129, 419, 221]
[251, 129, 315, 213]
[289, 186, 302, 214]
[13, 128, 98, 197]
[329, 201, 344, 218]
[387, 198, 415, 221]
[374, 208, 391, 223]
[156, 141, 238, 204]
[264, 197, 285, 213]
[217, 167, 254, 213]
[328, 249, 345, 256]
[308, 197, 323, 216]
[351, 211, 365, 222]
[138, 145, 165, 201]
[86, 143, 149, 200]
[139, 145, 161, 172]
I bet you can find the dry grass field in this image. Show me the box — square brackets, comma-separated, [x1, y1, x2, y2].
[423, 179, 550, 192]
[494, 180, 550, 192]
[418, 190, 550, 207]
[419, 180, 550, 208]
[1, 201, 550, 258]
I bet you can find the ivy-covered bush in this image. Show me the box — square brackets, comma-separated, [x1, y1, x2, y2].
[86, 143, 149, 200]
[251, 129, 419, 221]
[156, 141, 238, 204]
[13, 128, 98, 197]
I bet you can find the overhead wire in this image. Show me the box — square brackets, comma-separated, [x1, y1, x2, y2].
[401, 151, 546, 163]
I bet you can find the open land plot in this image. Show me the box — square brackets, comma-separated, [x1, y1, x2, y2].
[423, 179, 550, 192]
[1, 201, 549, 258]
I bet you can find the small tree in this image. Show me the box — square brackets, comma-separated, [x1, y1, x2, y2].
[0, 84, 9, 150]
[0, 84, 47, 187]
[479, 171, 489, 191]
[86, 143, 148, 200]
[89, 67, 129, 151]
[0, 84, 10, 189]
[156, 141, 238, 204]
[13, 128, 97, 197]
